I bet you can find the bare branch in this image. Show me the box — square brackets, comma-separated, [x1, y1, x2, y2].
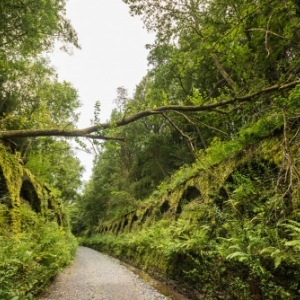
[162, 112, 195, 152]
[212, 53, 237, 90]
[247, 28, 286, 40]
[171, 110, 228, 135]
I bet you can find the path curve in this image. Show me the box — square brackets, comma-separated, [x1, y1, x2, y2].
[38, 246, 167, 300]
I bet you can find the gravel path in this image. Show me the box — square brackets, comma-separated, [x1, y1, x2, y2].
[38, 246, 167, 300]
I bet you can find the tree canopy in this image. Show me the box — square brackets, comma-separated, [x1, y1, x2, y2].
[0, 0, 83, 202]
[1, 0, 300, 216]
[1, 0, 300, 142]
[2, 2, 300, 298]
[71, 0, 300, 226]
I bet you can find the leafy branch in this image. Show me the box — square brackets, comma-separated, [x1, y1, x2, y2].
[0, 80, 299, 141]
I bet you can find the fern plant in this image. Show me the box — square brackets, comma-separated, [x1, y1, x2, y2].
[282, 219, 300, 252]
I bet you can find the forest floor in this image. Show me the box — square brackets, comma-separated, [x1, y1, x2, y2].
[37, 246, 168, 300]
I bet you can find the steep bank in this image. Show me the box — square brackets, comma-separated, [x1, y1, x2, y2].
[0, 144, 77, 299]
[82, 120, 300, 299]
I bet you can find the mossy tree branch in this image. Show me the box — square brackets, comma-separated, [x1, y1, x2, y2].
[0, 80, 299, 141]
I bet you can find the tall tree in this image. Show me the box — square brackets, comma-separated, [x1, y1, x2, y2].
[25, 138, 84, 202]
[0, 0, 80, 128]
[0, 1, 83, 204]
[2, 0, 300, 143]
[0, 0, 79, 57]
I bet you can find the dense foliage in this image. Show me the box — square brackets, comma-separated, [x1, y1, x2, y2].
[82, 120, 300, 299]
[0, 1, 82, 298]
[0, 203, 77, 299]
[78, 1, 300, 299]
[0, 0, 83, 200]
[1, 0, 300, 298]
[77, 0, 300, 225]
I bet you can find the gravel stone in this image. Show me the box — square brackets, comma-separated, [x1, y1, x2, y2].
[38, 246, 167, 300]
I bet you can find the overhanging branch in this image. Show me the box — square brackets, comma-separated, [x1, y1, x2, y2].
[0, 80, 299, 140]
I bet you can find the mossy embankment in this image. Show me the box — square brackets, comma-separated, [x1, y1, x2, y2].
[0, 143, 77, 299]
[82, 117, 300, 299]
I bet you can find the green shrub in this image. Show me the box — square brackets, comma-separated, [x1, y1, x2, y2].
[0, 204, 77, 300]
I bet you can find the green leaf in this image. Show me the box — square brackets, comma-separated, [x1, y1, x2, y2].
[274, 256, 282, 269]
[226, 251, 248, 260]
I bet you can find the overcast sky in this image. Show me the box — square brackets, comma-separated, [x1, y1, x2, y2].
[50, 0, 154, 181]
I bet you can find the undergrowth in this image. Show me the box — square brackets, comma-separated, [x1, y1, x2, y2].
[82, 215, 300, 299]
[0, 203, 77, 300]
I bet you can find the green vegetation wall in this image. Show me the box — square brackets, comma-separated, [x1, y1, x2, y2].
[83, 119, 300, 300]
[0, 143, 77, 299]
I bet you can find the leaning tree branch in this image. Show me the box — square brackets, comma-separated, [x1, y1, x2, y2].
[212, 53, 237, 90]
[0, 128, 126, 141]
[0, 80, 299, 140]
[162, 112, 195, 152]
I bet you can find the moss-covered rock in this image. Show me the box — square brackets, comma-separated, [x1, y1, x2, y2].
[0, 143, 77, 299]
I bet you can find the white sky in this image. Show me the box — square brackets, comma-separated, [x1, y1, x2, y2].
[49, 0, 154, 181]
